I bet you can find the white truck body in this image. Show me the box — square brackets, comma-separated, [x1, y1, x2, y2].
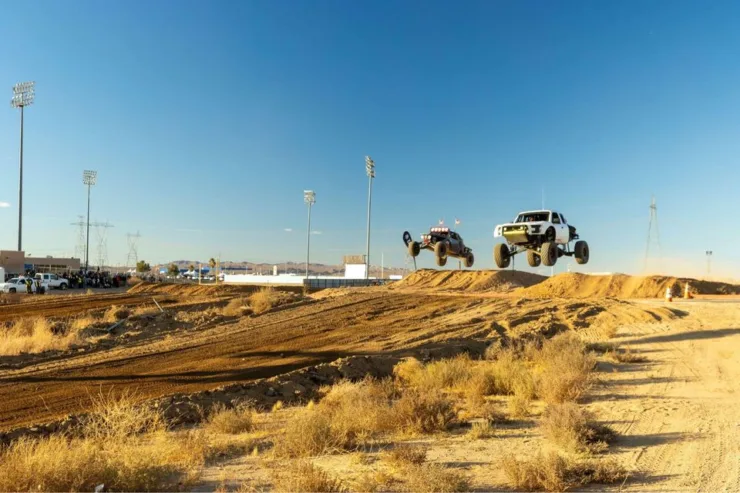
[0, 276, 50, 294]
[494, 210, 571, 245]
[34, 273, 69, 290]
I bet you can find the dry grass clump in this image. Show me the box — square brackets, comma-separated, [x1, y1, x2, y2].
[206, 404, 255, 435]
[534, 333, 595, 404]
[104, 305, 131, 323]
[540, 403, 615, 455]
[222, 297, 252, 317]
[352, 471, 395, 493]
[403, 463, 471, 493]
[390, 389, 457, 435]
[0, 317, 84, 356]
[606, 346, 648, 364]
[394, 354, 473, 390]
[385, 443, 427, 467]
[502, 451, 627, 492]
[467, 420, 495, 439]
[249, 287, 280, 315]
[488, 349, 537, 398]
[0, 392, 207, 492]
[272, 461, 345, 492]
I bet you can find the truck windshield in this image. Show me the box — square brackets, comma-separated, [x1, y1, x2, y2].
[515, 212, 549, 223]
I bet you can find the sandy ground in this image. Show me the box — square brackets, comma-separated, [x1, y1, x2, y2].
[194, 299, 740, 491]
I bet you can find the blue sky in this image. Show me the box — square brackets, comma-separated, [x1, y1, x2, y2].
[1, 0, 739, 278]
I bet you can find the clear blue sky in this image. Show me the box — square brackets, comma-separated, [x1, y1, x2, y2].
[1, 0, 739, 278]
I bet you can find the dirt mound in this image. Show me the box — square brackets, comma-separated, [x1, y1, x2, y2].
[517, 273, 740, 299]
[391, 269, 546, 293]
[128, 282, 303, 297]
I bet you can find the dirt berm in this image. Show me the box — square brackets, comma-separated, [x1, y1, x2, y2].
[128, 282, 303, 296]
[390, 269, 546, 293]
[516, 272, 740, 299]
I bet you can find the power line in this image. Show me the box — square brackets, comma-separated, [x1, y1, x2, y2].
[90, 220, 113, 269]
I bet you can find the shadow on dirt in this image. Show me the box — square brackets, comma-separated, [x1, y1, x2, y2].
[630, 328, 740, 345]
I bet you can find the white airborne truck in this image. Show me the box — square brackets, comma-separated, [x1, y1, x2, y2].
[493, 210, 589, 268]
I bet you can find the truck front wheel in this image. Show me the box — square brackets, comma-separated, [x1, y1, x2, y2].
[60, 283, 68, 290]
[494, 243, 511, 269]
[436, 255, 447, 267]
[434, 241, 448, 259]
[527, 249, 541, 267]
[464, 252, 475, 268]
[408, 241, 421, 257]
[541, 242, 558, 267]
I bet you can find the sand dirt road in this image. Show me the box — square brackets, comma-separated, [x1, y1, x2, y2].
[588, 300, 740, 491]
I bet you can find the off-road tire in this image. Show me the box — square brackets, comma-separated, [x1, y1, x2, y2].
[527, 249, 541, 267]
[436, 255, 447, 267]
[546, 227, 556, 242]
[434, 241, 448, 259]
[408, 241, 421, 257]
[9, 288, 15, 294]
[541, 242, 558, 266]
[464, 252, 475, 268]
[60, 283, 68, 290]
[574, 240, 589, 265]
[494, 243, 511, 269]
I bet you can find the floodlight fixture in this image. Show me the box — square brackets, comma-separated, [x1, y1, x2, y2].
[11, 81, 35, 108]
[304, 190, 316, 205]
[83, 170, 98, 186]
[365, 155, 375, 178]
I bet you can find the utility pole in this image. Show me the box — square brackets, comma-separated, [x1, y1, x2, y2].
[11, 81, 35, 251]
[645, 196, 661, 273]
[82, 170, 97, 273]
[706, 250, 713, 277]
[304, 190, 316, 279]
[365, 156, 375, 279]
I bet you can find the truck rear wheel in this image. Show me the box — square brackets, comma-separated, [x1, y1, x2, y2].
[527, 249, 541, 267]
[541, 242, 558, 266]
[60, 283, 68, 290]
[9, 288, 15, 294]
[464, 252, 475, 268]
[494, 243, 511, 269]
[434, 241, 448, 259]
[408, 241, 420, 257]
[436, 255, 447, 267]
[574, 240, 589, 265]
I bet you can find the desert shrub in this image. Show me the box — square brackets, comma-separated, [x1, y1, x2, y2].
[489, 349, 537, 398]
[502, 451, 626, 492]
[352, 471, 395, 493]
[272, 407, 337, 457]
[249, 287, 280, 315]
[0, 317, 84, 356]
[508, 393, 531, 419]
[104, 305, 131, 323]
[385, 443, 427, 467]
[606, 346, 648, 364]
[393, 357, 425, 385]
[222, 297, 249, 317]
[467, 420, 495, 439]
[391, 390, 456, 434]
[403, 464, 470, 493]
[394, 355, 474, 390]
[540, 403, 615, 455]
[0, 394, 206, 492]
[534, 333, 595, 404]
[206, 404, 254, 435]
[272, 461, 345, 492]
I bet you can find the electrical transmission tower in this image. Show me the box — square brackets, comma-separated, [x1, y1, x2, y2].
[644, 196, 661, 272]
[91, 221, 114, 269]
[70, 215, 86, 260]
[126, 231, 141, 269]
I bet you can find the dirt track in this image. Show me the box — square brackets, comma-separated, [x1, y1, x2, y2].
[0, 288, 675, 431]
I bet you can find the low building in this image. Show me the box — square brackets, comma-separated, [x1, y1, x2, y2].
[0, 250, 81, 278]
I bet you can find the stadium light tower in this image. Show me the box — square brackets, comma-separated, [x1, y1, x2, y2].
[304, 190, 316, 279]
[83, 170, 97, 273]
[706, 250, 713, 276]
[11, 81, 35, 251]
[365, 156, 375, 279]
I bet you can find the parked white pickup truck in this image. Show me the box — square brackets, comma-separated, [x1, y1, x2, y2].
[0, 276, 50, 294]
[34, 273, 69, 290]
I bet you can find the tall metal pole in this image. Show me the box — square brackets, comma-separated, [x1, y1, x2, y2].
[365, 156, 375, 280]
[85, 183, 91, 272]
[18, 106, 24, 251]
[306, 202, 312, 278]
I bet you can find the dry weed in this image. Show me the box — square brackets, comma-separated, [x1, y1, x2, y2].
[394, 354, 474, 390]
[222, 297, 251, 317]
[206, 404, 255, 435]
[0, 317, 84, 356]
[249, 287, 280, 315]
[272, 407, 337, 457]
[403, 463, 470, 492]
[385, 443, 427, 467]
[390, 389, 456, 435]
[468, 420, 495, 439]
[352, 471, 395, 492]
[540, 403, 615, 455]
[534, 333, 595, 404]
[104, 305, 131, 323]
[502, 451, 626, 491]
[272, 461, 345, 492]
[607, 346, 648, 364]
[508, 393, 531, 419]
[489, 349, 537, 398]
